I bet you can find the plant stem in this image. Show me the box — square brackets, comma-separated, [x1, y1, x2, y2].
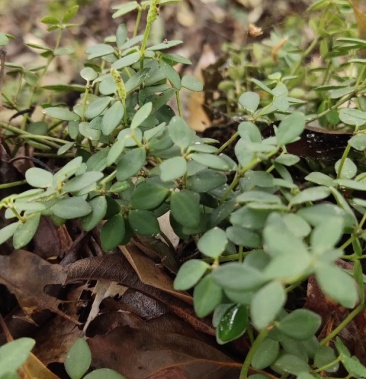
[240, 327, 270, 379]
[0, 180, 27, 190]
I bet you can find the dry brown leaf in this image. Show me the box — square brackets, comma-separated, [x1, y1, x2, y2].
[0, 250, 78, 324]
[19, 352, 61, 379]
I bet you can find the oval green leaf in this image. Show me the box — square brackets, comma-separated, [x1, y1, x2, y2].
[197, 227, 228, 259]
[170, 189, 200, 228]
[174, 259, 210, 290]
[65, 338, 91, 379]
[100, 214, 125, 251]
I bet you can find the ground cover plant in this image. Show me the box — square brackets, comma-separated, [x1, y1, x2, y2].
[2, 0, 366, 378]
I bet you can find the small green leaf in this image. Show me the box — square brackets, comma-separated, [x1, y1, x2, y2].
[251, 281, 286, 330]
[128, 210, 160, 236]
[314, 346, 338, 372]
[339, 108, 366, 126]
[193, 274, 222, 318]
[83, 368, 126, 379]
[0, 33, 9, 46]
[159, 59, 181, 89]
[160, 156, 187, 182]
[0, 338, 35, 377]
[13, 214, 41, 249]
[252, 338, 280, 369]
[216, 304, 248, 344]
[62, 5, 79, 23]
[305, 172, 335, 186]
[0, 222, 19, 245]
[274, 154, 300, 166]
[116, 148, 146, 181]
[290, 186, 331, 206]
[226, 226, 261, 248]
[54, 156, 83, 181]
[274, 354, 310, 375]
[276, 112, 305, 146]
[348, 133, 366, 151]
[131, 182, 169, 210]
[187, 169, 226, 192]
[213, 263, 266, 291]
[116, 24, 128, 50]
[25, 168, 53, 188]
[181, 75, 203, 91]
[44, 107, 79, 121]
[102, 100, 124, 135]
[131, 102, 152, 130]
[65, 338, 91, 379]
[107, 139, 125, 166]
[277, 309, 321, 340]
[168, 116, 194, 149]
[239, 91, 260, 113]
[315, 264, 358, 308]
[174, 260, 210, 290]
[85, 97, 112, 119]
[81, 196, 107, 232]
[63, 172, 103, 193]
[197, 227, 228, 259]
[190, 153, 230, 171]
[52, 198, 92, 219]
[112, 52, 141, 69]
[335, 158, 357, 179]
[100, 214, 125, 251]
[41, 15, 59, 25]
[310, 218, 343, 254]
[86, 44, 115, 60]
[341, 355, 366, 378]
[170, 190, 200, 228]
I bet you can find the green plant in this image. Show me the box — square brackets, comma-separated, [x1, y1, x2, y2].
[65, 338, 126, 379]
[0, 338, 35, 379]
[3, 0, 366, 378]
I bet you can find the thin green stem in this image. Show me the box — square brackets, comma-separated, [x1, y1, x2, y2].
[336, 144, 351, 179]
[0, 180, 27, 190]
[176, 91, 182, 117]
[216, 131, 239, 155]
[134, 7, 142, 37]
[320, 303, 365, 346]
[240, 327, 270, 379]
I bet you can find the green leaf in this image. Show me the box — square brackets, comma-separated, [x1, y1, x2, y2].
[128, 210, 160, 236]
[0, 33, 9, 46]
[339, 108, 366, 126]
[193, 274, 222, 318]
[274, 354, 310, 375]
[197, 227, 228, 259]
[0, 222, 19, 245]
[335, 158, 357, 179]
[252, 338, 280, 369]
[116, 24, 128, 50]
[44, 107, 79, 121]
[86, 44, 115, 60]
[168, 116, 194, 149]
[290, 186, 331, 206]
[216, 304, 248, 344]
[131, 182, 169, 210]
[315, 264, 358, 308]
[0, 338, 35, 377]
[65, 338, 91, 379]
[314, 346, 338, 372]
[85, 97, 112, 119]
[264, 222, 308, 257]
[116, 148, 146, 181]
[277, 309, 321, 340]
[131, 102, 152, 130]
[147, 39, 183, 51]
[51, 197, 91, 219]
[13, 214, 41, 249]
[41, 15, 59, 25]
[305, 172, 335, 186]
[187, 169, 226, 192]
[335, 337, 351, 357]
[54, 156, 83, 181]
[170, 190, 200, 228]
[213, 263, 266, 291]
[174, 260, 210, 290]
[251, 281, 286, 330]
[62, 5, 79, 22]
[100, 214, 125, 251]
[63, 172, 103, 193]
[348, 133, 366, 151]
[112, 52, 141, 69]
[159, 59, 181, 89]
[226, 226, 261, 248]
[239, 91, 260, 113]
[181, 75, 203, 91]
[107, 139, 125, 166]
[102, 101, 124, 135]
[190, 153, 230, 171]
[83, 368, 126, 379]
[283, 214, 311, 238]
[237, 191, 281, 204]
[341, 355, 366, 378]
[79, 121, 101, 141]
[335, 178, 366, 191]
[160, 156, 187, 182]
[276, 112, 305, 146]
[81, 196, 107, 231]
[274, 154, 300, 166]
[310, 218, 343, 254]
[112, 2, 139, 18]
[25, 168, 53, 188]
